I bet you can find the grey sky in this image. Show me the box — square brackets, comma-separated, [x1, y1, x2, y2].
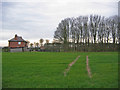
[0, 0, 119, 46]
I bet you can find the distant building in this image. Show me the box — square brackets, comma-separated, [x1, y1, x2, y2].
[8, 34, 29, 52]
[40, 46, 45, 50]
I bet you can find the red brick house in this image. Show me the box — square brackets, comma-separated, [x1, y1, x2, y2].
[8, 34, 28, 52]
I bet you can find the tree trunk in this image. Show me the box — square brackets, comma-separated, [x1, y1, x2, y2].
[107, 36, 109, 44]
[94, 35, 96, 43]
[113, 36, 115, 44]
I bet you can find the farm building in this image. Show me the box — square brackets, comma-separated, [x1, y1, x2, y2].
[8, 34, 29, 52]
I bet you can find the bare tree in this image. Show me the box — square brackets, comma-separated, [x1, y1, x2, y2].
[36, 42, 39, 47]
[54, 18, 70, 44]
[89, 15, 94, 43]
[39, 39, 44, 46]
[54, 18, 71, 51]
[30, 43, 33, 48]
[82, 16, 89, 44]
[77, 16, 83, 44]
[46, 39, 49, 44]
[93, 15, 101, 43]
[105, 18, 111, 44]
[34, 42, 36, 47]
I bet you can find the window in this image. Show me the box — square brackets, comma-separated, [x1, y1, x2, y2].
[18, 42, 21, 45]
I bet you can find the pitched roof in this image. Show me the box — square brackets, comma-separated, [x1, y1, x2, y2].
[8, 34, 27, 42]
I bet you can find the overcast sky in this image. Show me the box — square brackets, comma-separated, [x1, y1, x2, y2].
[0, 0, 119, 46]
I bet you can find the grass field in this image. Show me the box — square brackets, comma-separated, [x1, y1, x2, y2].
[2, 52, 118, 88]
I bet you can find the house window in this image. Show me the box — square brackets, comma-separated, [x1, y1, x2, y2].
[18, 42, 21, 45]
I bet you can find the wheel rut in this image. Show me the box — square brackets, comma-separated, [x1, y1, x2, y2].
[64, 55, 80, 77]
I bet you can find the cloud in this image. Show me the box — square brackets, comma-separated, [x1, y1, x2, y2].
[1, 0, 118, 46]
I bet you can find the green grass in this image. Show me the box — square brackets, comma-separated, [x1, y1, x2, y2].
[2, 52, 118, 88]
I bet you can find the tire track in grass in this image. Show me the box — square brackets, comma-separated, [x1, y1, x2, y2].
[86, 56, 92, 78]
[64, 55, 80, 77]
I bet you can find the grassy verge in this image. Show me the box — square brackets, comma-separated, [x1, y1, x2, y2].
[2, 52, 118, 88]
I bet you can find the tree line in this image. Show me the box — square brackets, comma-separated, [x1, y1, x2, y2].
[29, 39, 49, 48]
[54, 15, 119, 51]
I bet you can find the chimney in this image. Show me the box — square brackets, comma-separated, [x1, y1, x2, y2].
[15, 34, 17, 40]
